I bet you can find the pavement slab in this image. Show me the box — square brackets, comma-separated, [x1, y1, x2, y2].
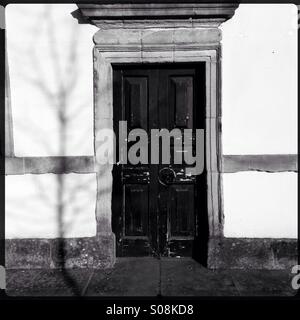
[6, 269, 93, 296]
[160, 258, 239, 296]
[85, 257, 160, 296]
[229, 269, 295, 296]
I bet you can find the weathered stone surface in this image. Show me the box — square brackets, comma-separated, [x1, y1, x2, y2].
[78, 3, 239, 22]
[230, 270, 295, 296]
[141, 29, 173, 45]
[172, 28, 221, 45]
[210, 238, 298, 270]
[94, 19, 225, 30]
[161, 258, 238, 296]
[93, 50, 113, 119]
[6, 235, 116, 269]
[95, 167, 114, 233]
[271, 240, 299, 269]
[94, 29, 142, 46]
[222, 154, 298, 173]
[141, 50, 173, 63]
[5, 157, 24, 175]
[6, 258, 295, 297]
[86, 257, 160, 296]
[6, 237, 297, 271]
[24, 156, 96, 174]
[94, 28, 221, 47]
[5, 24, 14, 157]
[5, 156, 96, 175]
[6, 269, 93, 296]
[51, 235, 116, 269]
[5, 239, 51, 269]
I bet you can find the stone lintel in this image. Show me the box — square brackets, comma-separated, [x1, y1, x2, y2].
[93, 27, 222, 46]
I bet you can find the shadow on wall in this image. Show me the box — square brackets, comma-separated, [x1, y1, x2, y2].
[6, 5, 101, 296]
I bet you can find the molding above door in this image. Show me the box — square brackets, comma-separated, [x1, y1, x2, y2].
[76, 3, 239, 28]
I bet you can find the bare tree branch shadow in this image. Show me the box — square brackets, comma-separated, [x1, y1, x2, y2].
[6, 5, 105, 296]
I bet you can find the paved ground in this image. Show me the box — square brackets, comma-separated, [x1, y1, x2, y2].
[5, 258, 297, 297]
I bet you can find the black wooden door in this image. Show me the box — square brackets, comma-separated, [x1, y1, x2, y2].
[112, 64, 207, 258]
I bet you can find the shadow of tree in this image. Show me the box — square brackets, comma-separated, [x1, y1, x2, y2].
[6, 5, 104, 296]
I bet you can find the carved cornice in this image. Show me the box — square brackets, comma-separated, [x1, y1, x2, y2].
[77, 3, 239, 27]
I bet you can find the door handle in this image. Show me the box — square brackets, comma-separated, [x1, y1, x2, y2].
[158, 167, 176, 186]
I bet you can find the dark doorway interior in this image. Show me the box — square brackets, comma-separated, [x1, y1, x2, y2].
[112, 63, 208, 265]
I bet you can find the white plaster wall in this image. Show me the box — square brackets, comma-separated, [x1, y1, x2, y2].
[221, 4, 297, 155]
[223, 172, 297, 238]
[6, 4, 97, 156]
[221, 4, 297, 238]
[5, 174, 97, 238]
[5, 4, 298, 239]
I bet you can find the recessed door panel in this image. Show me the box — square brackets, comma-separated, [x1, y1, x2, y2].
[170, 76, 193, 129]
[124, 184, 149, 237]
[124, 77, 148, 131]
[169, 184, 195, 237]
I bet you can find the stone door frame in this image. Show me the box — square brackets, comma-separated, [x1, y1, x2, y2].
[93, 30, 223, 266]
[4, 4, 297, 270]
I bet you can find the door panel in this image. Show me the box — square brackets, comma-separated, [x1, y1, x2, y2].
[169, 76, 193, 129]
[169, 184, 195, 237]
[124, 184, 149, 237]
[112, 64, 206, 258]
[124, 76, 149, 131]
